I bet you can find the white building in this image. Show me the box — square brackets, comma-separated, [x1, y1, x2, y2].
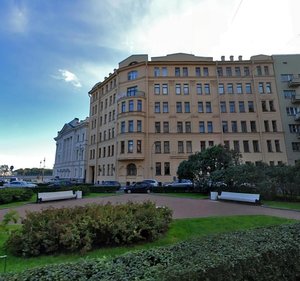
[53, 118, 89, 182]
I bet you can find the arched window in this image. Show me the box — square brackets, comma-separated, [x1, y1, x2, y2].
[127, 163, 137, 176]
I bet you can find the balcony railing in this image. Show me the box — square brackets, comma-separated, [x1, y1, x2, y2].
[288, 77, 300, 88]
[291, 95, 300, 103]
[295, 113, 300, 121]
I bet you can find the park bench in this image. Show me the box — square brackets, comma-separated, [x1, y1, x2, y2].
[218, 191, 260, 204]
[37, 190, 77, 203]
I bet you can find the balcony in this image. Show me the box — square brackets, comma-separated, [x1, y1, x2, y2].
[117, 91, 146, 102]
[291, 95, 300, 104]
[295, 113, 300, 121]
[117, 153, 145, 161]
[288, 77, 300, 88]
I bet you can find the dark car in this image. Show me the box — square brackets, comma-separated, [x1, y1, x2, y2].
[163, 179, 194, 188]
[124, 182, 153, 194]
[96, 181, 121, 188]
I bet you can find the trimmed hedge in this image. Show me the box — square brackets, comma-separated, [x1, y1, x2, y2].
[0, 188, 33, 204]
[5, 201, 172, 257]
[1, 223, 299, 280]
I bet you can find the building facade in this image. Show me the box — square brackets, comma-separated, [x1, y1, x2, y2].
[53, 117, 89, 182]
[87, 53, 288, 185]
[272, 55, 300, 165]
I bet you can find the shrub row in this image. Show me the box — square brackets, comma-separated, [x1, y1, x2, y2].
[5, 201, 172, 257]
[1, 223, 299, 281]
[0, 188, 33, 204]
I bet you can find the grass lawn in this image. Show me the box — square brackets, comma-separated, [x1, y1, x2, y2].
[0, 215, 295, 274]
[263, 200, 300, 211]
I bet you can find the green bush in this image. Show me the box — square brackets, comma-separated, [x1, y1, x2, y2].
[90, 185, 120, 193]
[5, 201, 172, 257]
[0, 188, 33, 204]
[1, 223, 299, 281]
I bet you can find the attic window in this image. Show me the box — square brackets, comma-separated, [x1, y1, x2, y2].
[129, 61, 138, 66]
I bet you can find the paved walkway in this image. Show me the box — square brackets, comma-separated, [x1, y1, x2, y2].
[0, 193, 299, 221]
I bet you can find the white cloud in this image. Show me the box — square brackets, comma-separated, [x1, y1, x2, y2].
[56, 69, 82, 88]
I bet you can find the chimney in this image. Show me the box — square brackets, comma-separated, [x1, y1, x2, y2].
[238, 55, 243, 61]
[221, 56, 225, 61]
[230, 55, 234, 61]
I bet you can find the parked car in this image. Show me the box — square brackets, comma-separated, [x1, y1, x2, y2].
[48, 180, 72, 187]
[95, 181, 121, 188]
[3, 181, 37, 188]
[124, 181, 153, 193]
[163, 179, 194, 189]
[142, 179, 159, 187]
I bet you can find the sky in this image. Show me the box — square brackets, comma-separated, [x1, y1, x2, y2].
[0, 0, 300, 170]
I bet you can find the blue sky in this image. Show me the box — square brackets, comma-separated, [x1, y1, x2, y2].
[0, 0, 299, 169]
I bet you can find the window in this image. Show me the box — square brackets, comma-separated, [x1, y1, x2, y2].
[186, 141, 192, 153]
[264, 66, 269, 75]
[121, 101, 126, 113]
[154, 84, 160, 95]
[267, 140, 272, 152]
[283, 90, 296, 99]
[155, 141, 161, 153]
[250, 121, 257, 132]
[245, 83, 252, 94]
[195, 67, 201, 77]
[281, 74, 293, 82]
[262, 101, 267, 112]
[292, 142, 300, 152]
[185, 121, 191, 133]
[275, 140, 281, 152]
[256, 66, 262, 76]
[244, 66, 250, 76]
[162, 84, 168, 95]
[241, 121, 247, 132]
[129, 100, 134, 112]
[206, 102, 212, 113]
[224, 141, 230, 149]
[243, 141, 250, 152]
[226, 67, 232, 76]
[163, 102, 169, 113]
[220, 101, 226, 113]
[121, 141, 125, 153]
[204, 84, 210, 95]
[137, 140, 142, 153]
[163, 121, 169, 133]
[233, 140, 240, 152]
[235, 67, 241, 76]
[155, 162, 161, 176]
[239, 101, 245, 113]
[272, 120, 277, 132]
[128, 140, 134, 153]
[176, 84, 181, 95]
[128, 70, 138, 80]
[198, 102, 204, 113]
[266, 82, 271, 94]
[269, 101, 275, 112]
[222, 121, 228, 133]
[121, 121, 125, 133]
[154, 67, 160, 77]
[137, 100, 142, 111]
[258, 82, 264, 94]
[175, 67, 180, 77]
[207, 121, 213, 133]
[183, 84, 189, 95]
[248, 101, 254, 112]
[177, 122, 183, 133]
[183, 67, 188, 77]
[229, 101, 235, 113]
[155, 102, 160, 113]
[200, 141, 206, 151]
[227, 83, 233, 94]
[127, 86, 138, 97]
[218, 83, 224, 94]
[178, 141, 184, 153]
[217, 67, 223, 77]
[199, 121, 205, 133]
[164, 141, 170, 153]
[137, 120, 142, 132]
[264, 120, 270, 132]
[127, 163, 137, 176]
[203, 67, 209, 76]
[231, 121, 238, 133]
[164, 162, 170, 175]
[196, 83, 202, 95]
[176, 102, 182, 113]
[236, 83, 243, 94]
[185, 102, 191, 113]
[253, 140, 260, 152]
[162, 67, 168, 76]
[155, 122, 161, 133]
[128, 120, 134, 132]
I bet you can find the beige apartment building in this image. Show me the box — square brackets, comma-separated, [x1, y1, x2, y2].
[87, 53, 288, 185]
[272, 55, 300, 165]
